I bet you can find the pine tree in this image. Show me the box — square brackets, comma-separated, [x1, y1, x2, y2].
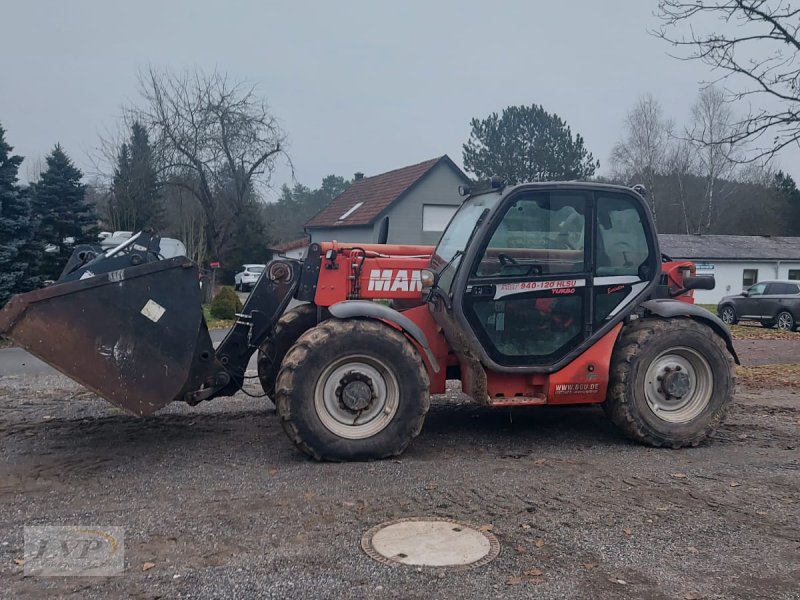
[109, 121, 163, 231]
[0, 124, 33, 305]
[463, 104, 599, 183]
[30, 145, 98, 280]
[774, 171, 800, 236]
[110, 142, 133, 230]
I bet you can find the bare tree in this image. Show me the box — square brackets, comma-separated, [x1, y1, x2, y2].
[665, 139, 697, 233]
[687, 85, 740, 233]
[161, 180, 207, 265]
[656, 0, 800, 162]
[610, 94, 672, 223]
[134, 67, 288, 261]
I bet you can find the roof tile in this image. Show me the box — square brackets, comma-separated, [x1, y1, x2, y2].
[659, 234, 800, 261]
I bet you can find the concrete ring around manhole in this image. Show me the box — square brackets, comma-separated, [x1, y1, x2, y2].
[361, 517, 500, 570]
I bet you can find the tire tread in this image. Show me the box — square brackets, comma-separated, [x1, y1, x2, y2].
[603, 317, 735, 448]
[275, 319, 430, 461]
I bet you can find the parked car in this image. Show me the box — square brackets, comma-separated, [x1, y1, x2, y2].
[717, 280, 800, 331]
[234, 264, 265, 291]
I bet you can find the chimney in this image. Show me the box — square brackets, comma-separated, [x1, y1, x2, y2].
[354, 172, 364, 181]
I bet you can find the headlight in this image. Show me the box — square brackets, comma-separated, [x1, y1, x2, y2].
[420, 269, 436, 288]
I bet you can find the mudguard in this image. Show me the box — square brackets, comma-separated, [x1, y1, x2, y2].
[640, 299, 740, 364]
[328, 300, 440, 373]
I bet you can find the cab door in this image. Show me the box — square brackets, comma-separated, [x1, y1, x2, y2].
[460, 190, 591, 367]
[456, 187, 657, 371]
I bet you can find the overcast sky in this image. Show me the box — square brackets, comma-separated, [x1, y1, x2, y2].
[2, 0, 797, 193]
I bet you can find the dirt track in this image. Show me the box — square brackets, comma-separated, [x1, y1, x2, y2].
[1, 353, 799, 600]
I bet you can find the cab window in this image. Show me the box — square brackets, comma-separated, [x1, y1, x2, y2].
[596, 194, 652, 277]
[748, 283, 766, 296]
[473, 192, 586, 278]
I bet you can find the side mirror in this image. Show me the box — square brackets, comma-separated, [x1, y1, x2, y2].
[742, 290, 750, 297]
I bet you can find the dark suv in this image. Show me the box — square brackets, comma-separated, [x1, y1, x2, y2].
[718, 280, 800, 331]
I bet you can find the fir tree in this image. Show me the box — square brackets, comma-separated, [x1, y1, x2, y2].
[30, 145, 98, 280]
[110, 121, 162, 231]
[0, 124, 33, 305]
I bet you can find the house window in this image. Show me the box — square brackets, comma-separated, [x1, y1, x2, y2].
[422, 205, 458, 232]
[742, 269, 758, 288]
[789, 269, 800, 281]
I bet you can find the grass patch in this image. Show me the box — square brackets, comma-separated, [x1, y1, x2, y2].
[203, 305, 235, 330]
[736, 364, 800, 387]
[0, 337, 10, 349]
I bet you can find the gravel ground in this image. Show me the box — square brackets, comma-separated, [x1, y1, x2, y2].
[1, 365, 799, 599]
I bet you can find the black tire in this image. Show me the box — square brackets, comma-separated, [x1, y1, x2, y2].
[257, 304, 322, 399]
[603, 317, 734, 448]
[234, 282, 241, 292]
[719, 305, 737, 325]
[275, 319, 430, 461]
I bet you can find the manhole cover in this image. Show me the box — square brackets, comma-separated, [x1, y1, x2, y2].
[361, 518, 500, 569]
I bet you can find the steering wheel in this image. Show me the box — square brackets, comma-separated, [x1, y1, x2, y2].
[498, 253, 519, 266]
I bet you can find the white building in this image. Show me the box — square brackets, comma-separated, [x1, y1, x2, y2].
[658, 234, 800, 304]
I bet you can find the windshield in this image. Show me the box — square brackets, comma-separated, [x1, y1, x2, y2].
[248, 265, 265, 273]
[433, 193, 500, 266]
[431, 192, 501, 291]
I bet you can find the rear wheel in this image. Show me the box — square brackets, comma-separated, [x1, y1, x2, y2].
[275, 319, 430, 461]
[257, 304, 322, 400]
[776, 310, 795, 332]
[719, 305, 737, 325]
[603, 318, 734, 448]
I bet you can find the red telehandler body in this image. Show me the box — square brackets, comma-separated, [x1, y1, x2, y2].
[0, 182, 737, 460]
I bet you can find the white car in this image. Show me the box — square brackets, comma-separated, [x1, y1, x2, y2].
[234, 264, 266, 291]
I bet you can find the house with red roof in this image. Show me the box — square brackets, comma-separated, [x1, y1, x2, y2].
[304, 155, 470, 246]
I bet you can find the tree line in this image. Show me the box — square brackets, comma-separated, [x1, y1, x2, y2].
[0, 126, 97, 305]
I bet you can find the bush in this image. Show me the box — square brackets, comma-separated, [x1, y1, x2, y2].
[210, 286, 243, 320]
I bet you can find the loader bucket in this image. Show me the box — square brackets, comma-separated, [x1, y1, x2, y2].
[0, 257, 221, 416]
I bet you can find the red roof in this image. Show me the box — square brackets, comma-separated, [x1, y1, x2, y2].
[305, 156, 466, 228]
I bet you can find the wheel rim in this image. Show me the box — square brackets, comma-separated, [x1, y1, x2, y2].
[777, 312, 793, 331]
[643, 346, 713, 424]
[721, 307, 734, 324]
[314, 354, 399, 440]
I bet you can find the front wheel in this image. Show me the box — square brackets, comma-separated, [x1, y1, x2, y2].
[603, 318, 734, 448]
[275, 319, 430, 461]
[719, 305, 737, 325]
[776, 310, 796, 332]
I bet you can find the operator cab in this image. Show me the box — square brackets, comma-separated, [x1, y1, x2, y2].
[427, 182, 659, 372]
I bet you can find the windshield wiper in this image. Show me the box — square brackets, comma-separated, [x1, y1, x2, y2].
[439, 250, 464, 279]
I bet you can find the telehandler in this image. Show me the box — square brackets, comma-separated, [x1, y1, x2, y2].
[0, 181, 736, 460]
